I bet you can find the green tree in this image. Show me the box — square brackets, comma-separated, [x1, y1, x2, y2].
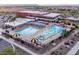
[72, 24, 78, 28]
[63, 31, 69, 37]
[67, 22, 71, 25]
[0, 48, 16, 55]
[72, 24, 75, 26]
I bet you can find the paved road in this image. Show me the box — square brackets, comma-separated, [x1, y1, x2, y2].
[43, 29, 79, 55]
[67, 41, 79, 55]
[0, 39, 12, 52]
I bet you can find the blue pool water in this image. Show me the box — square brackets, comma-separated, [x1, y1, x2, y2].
[16, 27, 38, 36]
[35, 25, 63, 44]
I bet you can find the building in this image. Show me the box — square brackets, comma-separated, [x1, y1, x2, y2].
[5, 18, 35, 27]
[38, 13, 62, 22]
[65, 17, 79, 25]
[16, 10, 48, 18]
[16, 10, 62, 22]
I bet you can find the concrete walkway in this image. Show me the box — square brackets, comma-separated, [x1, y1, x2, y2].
[67, 42, 79, 55]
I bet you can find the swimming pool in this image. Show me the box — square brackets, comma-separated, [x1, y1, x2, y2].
[16, 25, 63, 45]
[16, 27, 38, 36]
[35, 25, 63, 44]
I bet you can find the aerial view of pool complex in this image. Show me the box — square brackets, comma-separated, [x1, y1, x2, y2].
[16, 25, 63, 45]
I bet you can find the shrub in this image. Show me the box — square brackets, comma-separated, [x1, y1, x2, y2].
[0, 48, 16, 55]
